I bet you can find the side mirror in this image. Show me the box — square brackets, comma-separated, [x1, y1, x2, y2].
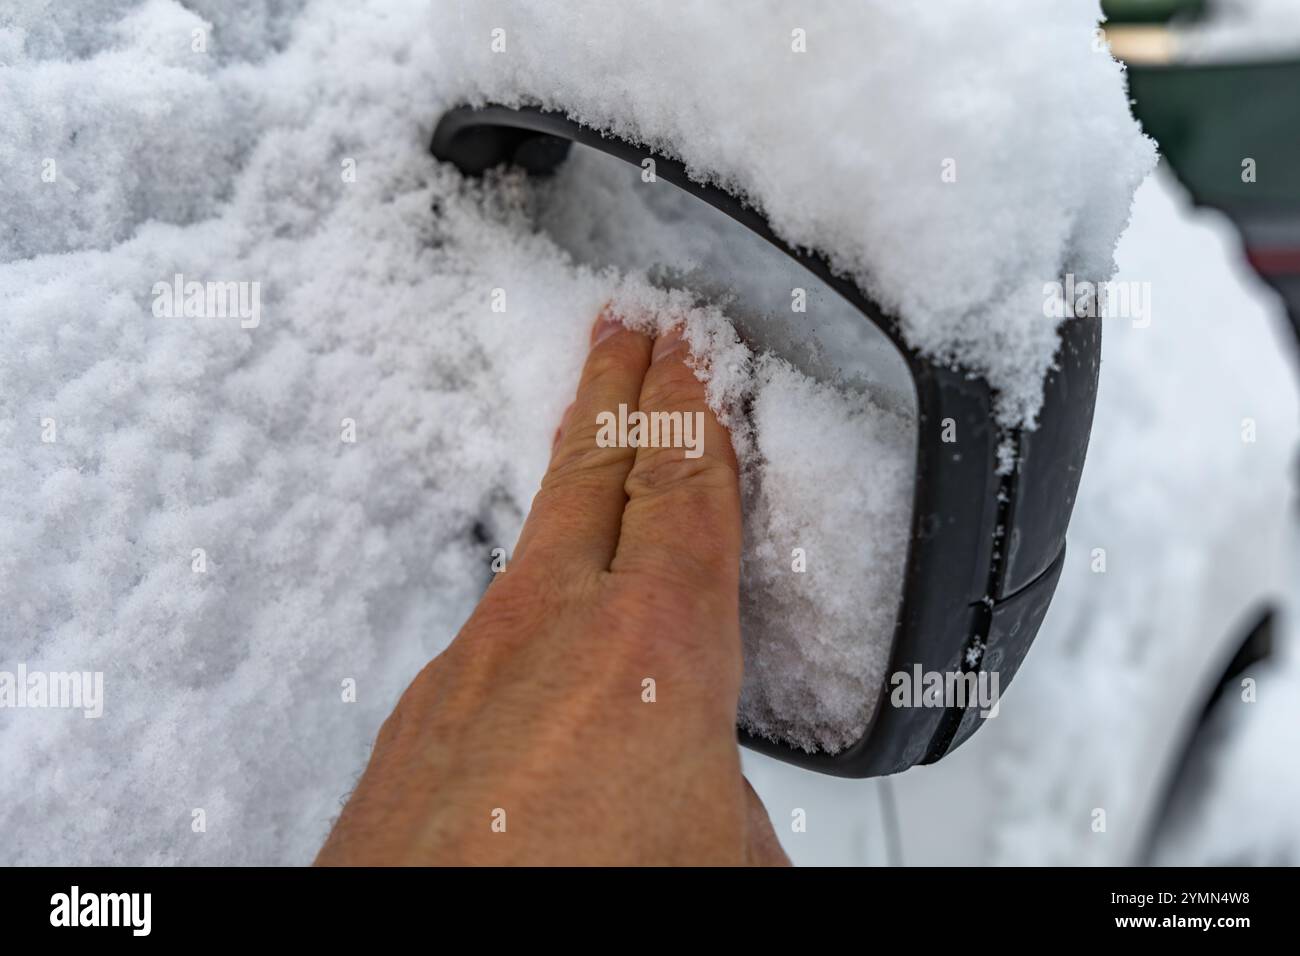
[432, 104, 1100, 776]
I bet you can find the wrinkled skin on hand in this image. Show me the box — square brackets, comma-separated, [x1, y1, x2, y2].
[316, 312, 788, 866]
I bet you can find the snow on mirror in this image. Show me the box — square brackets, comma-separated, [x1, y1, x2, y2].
[533, 145, 919, 753]
[537, 147, 917, 410]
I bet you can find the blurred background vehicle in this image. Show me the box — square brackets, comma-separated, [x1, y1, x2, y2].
[1106, 0, 1300, 342]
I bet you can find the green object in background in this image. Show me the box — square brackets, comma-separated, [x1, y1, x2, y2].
[1102, 0, 1206, 25]
[1104, 4, 1300, 339]
[1127, 59, 1300, 208]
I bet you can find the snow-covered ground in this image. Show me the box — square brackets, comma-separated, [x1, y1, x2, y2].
[2, 0, 1294, 865]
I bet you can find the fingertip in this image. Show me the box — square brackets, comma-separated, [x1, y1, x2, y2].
[651, 326, 688, 363]
[591, 309, 623, 347]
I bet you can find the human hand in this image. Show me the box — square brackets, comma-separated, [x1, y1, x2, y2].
[315, 310, 788, 866]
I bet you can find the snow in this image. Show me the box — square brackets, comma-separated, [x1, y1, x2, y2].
[746, 168, 1300, 865]
[2, 0, 916, 862]
[534, 147, 916, 751]
[436, 0, 1156, 425]
[957, 168, 1299, 865]
[738, 356, 913, 752]
[0, 0, 1207, 865]
[518, 273, 916, 754]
